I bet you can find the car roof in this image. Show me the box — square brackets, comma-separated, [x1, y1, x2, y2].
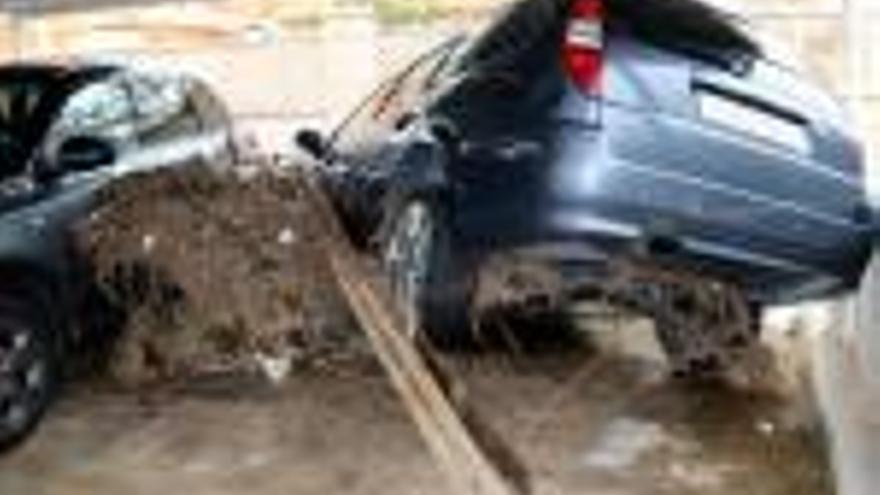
[0, 62, 121, 83]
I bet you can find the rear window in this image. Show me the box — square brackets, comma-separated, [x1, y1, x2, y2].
[462, 0, 762, 73]
[458, 0, 566, 71]
[608, 0, 761, 70]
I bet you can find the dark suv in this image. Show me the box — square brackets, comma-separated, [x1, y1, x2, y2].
[0, 62, 235, 449]
[297, 0, 872, 360]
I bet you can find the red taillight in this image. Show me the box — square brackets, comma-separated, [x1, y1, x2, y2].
[563, 0, 604, 95]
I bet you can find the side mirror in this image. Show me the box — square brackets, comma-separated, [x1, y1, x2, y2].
[295, 129, 328, 160]
[56, 136, 116, 174]
[429, 119, 462, 152]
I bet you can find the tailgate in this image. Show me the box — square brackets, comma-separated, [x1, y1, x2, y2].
[694, 59, 862, 180]
[686, 56, 869, 230]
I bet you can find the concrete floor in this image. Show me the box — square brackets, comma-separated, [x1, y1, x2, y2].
[0, 322, 831, 495]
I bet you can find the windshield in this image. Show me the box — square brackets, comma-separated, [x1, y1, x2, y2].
[609, 0, 760, 67]
[0, 69, 89, 181]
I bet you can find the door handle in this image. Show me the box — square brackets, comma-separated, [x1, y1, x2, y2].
[462, 138, 543, 163]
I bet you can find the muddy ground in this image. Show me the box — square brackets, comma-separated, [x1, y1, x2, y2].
[0, 165, 833, 494]
[0, 326, 830, 495]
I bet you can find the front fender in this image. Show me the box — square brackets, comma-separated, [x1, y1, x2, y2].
[0, 205, 67, 278]
[0, 175, 106, 292]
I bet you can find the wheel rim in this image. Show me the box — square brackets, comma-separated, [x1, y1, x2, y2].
[0, 323, 46, 436]
[384, 202, 434, 322]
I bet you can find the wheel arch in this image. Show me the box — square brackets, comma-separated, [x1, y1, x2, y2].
[391, 138, 456, 200]
[371, 131, 459, 245]
[0, 258, 69, 343]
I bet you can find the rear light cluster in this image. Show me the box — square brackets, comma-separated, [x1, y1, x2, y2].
[563, 0, 604, 96]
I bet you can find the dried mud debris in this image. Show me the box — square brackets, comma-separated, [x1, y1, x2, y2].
[74, 164, 364, 387]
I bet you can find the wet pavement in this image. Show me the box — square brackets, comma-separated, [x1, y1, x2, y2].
[0, 323, 831, 495]
[458, 341, 830, 495]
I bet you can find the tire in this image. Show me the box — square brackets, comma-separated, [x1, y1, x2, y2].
[0, 290, 58, 452]
[650, 286, 761, 379]
[381, 197, 475, 349]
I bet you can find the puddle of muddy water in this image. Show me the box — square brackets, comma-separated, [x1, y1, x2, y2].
[582, 417, 679, 470]
[457, 315, 833, 495]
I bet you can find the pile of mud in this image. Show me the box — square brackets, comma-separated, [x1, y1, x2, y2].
[74, 164, 363, 387]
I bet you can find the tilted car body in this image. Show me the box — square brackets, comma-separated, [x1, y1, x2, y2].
[0, 61, 235, 449]
[299, 0, 873, 347]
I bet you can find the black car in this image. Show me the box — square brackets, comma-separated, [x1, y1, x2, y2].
[0, 61, 235, 449]
[297, 0, 872, 368]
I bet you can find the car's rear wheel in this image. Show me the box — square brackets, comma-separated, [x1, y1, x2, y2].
[382, 198, 475, 349]
[0, 291, 58, 451]
[649, 284, 760, 379]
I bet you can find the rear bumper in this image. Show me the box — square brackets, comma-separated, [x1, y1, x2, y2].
[543, 206, 867, 302]
[457, 205, 867, 303]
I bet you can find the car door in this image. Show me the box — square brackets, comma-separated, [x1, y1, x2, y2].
[425, 3, 566, 246]
[325, 41, 465, 237]
[330, 45, 453, 170]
